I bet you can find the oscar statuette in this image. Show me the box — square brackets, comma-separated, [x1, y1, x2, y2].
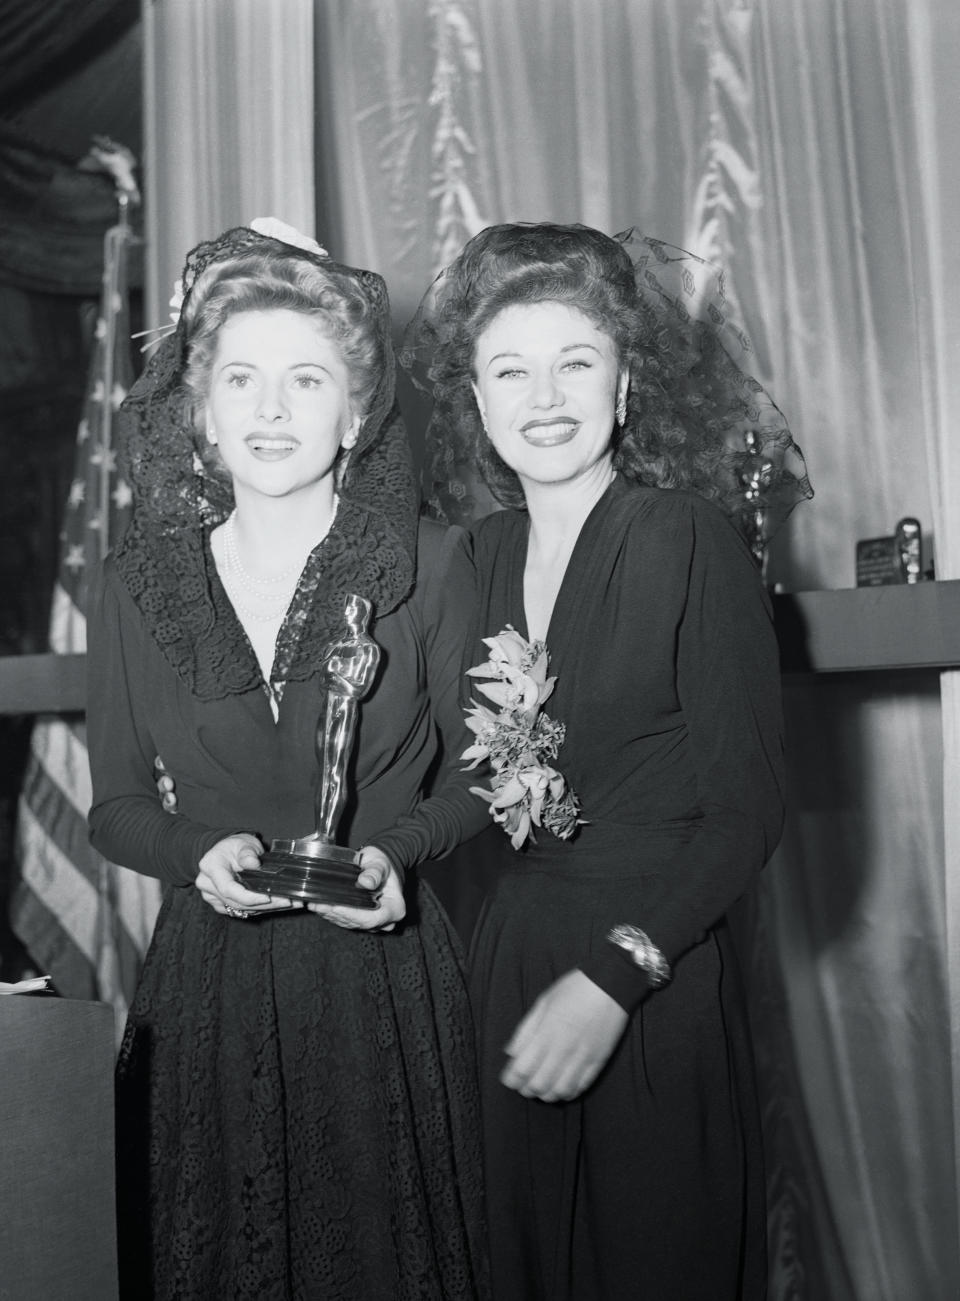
[239, 593, 381, 907]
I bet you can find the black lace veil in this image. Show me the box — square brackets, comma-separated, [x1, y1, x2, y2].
[400, 222, 812, 544]
[113, 226, 419, 699]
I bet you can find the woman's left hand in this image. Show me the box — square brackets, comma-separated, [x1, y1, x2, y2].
[307, 845, 406, 931]
[500, 969, 629, 1103]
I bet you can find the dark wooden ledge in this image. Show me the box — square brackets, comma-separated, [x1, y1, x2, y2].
[2, 582, 960, 715]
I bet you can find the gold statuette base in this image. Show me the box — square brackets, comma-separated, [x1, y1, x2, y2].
[239, 836, 377, 908]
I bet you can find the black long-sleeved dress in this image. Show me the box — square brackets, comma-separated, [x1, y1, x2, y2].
[466, 476, 785, 1301]
[87, 517, 490, 1301]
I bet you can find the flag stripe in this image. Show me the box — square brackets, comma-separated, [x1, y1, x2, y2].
[17, 797, 101, 961]
[19, 735, 160, 980]
[27, 715, 95, 822]
[114, 862, 166, 956]
[16, 798, 151, 1019]
[7, 883, 99, 1001]
[49, 581, 86, 656]
[12, 215, 162, 1031]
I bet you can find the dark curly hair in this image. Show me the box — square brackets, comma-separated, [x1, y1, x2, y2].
[405, 222, 804, 517]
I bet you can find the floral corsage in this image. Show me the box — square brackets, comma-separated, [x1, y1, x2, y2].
[461, 627, 583, 850]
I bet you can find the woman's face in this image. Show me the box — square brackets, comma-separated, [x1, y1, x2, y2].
[205, 308, 360, 503]
[472, 301, 627, 494]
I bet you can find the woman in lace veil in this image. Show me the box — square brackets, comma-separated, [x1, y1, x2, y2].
[401, 221, 812, 1301]
[86, 221, 490, 1299]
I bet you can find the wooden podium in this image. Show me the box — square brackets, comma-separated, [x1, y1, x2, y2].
[0, 997, 118, 1301]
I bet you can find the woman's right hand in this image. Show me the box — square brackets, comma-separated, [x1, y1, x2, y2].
[500, 968, 629, 1102]
[308, 846, 406, 931]
[195, 833, 303, 917]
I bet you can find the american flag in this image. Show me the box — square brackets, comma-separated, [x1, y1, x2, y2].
[12, 212, 161, 1037]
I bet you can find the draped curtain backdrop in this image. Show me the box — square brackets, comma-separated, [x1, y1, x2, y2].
[140, 0, 315, 327]
[143, 1, 960, 1295]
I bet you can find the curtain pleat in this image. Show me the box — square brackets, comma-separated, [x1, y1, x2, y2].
[141, 0, 315, 332]
[744, 4, 959, 1294]
[907, 0, 960, 1272]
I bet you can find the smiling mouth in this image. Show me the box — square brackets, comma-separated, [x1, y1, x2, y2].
[246, 436, 298, 457]
[520, 419, 579, 447]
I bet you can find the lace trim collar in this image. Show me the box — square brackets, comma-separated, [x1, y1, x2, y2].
[114, 496, 414, 701]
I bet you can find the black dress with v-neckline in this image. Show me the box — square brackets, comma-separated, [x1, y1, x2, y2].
[501, 474, 614, 650]
[87, 518, 490, 1301]
[466, 475, 784, 1300]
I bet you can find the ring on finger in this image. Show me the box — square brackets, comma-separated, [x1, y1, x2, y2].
[225, 905, 250, 920]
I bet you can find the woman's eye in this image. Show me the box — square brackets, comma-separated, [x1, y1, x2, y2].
[495, 367, 526, 380]
[225, 370, 251, 389]
[561, 358, 591, 372]
[293, 373, 322, 389]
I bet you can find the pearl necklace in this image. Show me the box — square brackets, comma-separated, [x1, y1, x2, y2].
[220, 584, 290, 625]
[223, 510, 302, 590]
[219, 499, 338, 624]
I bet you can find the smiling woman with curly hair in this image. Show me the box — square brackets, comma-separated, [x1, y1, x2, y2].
[402, 220, 812, 1301]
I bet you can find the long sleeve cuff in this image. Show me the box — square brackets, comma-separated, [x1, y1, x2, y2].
[579, 945, 658, 1013]
[89, 796, 249, 889]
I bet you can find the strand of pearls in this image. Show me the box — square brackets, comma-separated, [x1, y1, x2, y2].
[223, 510, 303, 589]
[219, 498, 339, 624]
[220, 582, 292, 625]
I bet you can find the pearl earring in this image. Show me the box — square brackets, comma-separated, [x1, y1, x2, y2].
[616, 394, 627, 427]
[207, 425, 218, 445]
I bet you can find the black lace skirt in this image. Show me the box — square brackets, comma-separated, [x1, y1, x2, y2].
[116, 879, 489, 1300]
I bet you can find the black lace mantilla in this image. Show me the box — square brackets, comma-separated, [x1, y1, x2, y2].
[114, 226, 418, 693]
[114, 495, 412, 701]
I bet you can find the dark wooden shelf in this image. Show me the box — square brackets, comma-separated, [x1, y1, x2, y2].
[1, 581, 959, 716]
[773, 579, 960, 673]
[0, 652, 85, 715]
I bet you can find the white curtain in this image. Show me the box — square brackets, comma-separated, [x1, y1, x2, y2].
[909, 0, 960, 1274]
[734, 4, 958, 1296]
[141, 0, 316, 328]
[144, 0, 960, 1292]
